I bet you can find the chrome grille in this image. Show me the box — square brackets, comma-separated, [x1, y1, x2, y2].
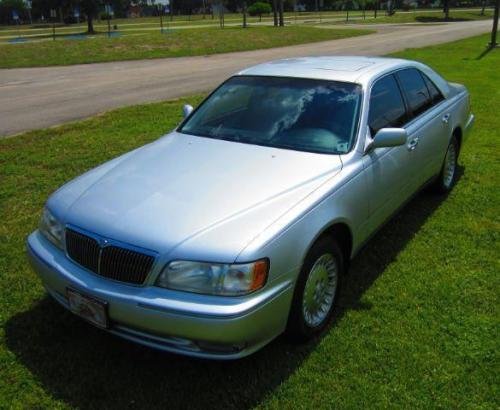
[65, 229, 100, 273]
[100, 246, 155, 284]
[65, 228, 155, 285]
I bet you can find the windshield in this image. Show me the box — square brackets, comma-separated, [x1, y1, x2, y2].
[179, 76, 362, 155]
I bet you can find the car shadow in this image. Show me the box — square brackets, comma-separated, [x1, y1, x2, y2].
[5, 169, 462, 410]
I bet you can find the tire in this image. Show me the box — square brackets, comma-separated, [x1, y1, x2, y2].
[432, 135, 459, 194]
[286, 236, 344, 342]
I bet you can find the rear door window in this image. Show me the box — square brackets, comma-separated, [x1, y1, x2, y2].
[396, 68, 432, 118]
[368, 74, 407, 135]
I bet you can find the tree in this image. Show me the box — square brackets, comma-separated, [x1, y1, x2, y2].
[386, 0, 395, 16]
[0, 0, 26, 24]
[110, 0, 133, 18]
[278, 0, 283, 26]
[80, 0, 101, 33]
[442, 0, 450, 20]
[247, 1, 271, 21]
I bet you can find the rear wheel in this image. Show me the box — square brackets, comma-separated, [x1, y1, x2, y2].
[432, 135, 459, 193]
[286, 236, 344, 341]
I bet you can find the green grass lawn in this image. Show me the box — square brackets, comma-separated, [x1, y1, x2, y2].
[0, 9, 492, 39]
[337, 9, 493, 24]
[0, 10, 367, 33]
[0, 14, 353, 39]
[0, 34, 498, 409]
[0, 25, 370, 68]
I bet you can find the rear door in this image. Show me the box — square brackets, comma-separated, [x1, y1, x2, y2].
[395, 68, 451, 187]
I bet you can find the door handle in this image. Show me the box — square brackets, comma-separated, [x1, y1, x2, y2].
[442, 113, 451, 124]
[407, 136, 419, 151]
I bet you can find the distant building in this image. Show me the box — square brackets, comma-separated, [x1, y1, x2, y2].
[211, 3, 229, 15]
[128, 1, 160, 18]
[128, 4, 141, 18]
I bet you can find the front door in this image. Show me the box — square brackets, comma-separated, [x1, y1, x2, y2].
[362, 73, 416, 235]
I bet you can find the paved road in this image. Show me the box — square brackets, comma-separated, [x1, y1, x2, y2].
[0, 20, 491, 137]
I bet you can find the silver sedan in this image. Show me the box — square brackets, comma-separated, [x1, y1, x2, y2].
[27, 56, 474, 359]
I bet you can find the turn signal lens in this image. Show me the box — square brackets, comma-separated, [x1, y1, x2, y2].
[250, 259, 269, 291]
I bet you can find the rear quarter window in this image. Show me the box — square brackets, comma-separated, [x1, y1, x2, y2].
[422, 72, 445, 105]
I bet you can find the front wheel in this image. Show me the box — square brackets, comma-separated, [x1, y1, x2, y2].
[432, 135, 459, 193]
[286, 237, 344, 341]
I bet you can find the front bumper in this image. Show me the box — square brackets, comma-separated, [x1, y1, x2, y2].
[27, 231, 294, 359]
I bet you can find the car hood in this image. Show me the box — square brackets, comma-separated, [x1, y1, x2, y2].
[51, 132, 342, 261]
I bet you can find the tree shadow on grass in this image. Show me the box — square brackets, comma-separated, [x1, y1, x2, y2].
[415, 16, 472, 23]
[5, 170, 462, 409]
[475, 44, 498, 60]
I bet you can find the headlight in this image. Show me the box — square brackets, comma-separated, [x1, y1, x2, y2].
[39, 207, 64, 249]
[156, 259, 269, 296]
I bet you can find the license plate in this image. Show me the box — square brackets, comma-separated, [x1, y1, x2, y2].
[67, 288, 109, 329]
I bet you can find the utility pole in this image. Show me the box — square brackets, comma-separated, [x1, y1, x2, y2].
[490, 0, 499, 47]
[163, 0, 170, 31]
[26, 0, 33, 25]
[12, 10, 20, 37]
[159, 4, 164, 33]
[242, 1, 247, 28]
[105, 3, 112, 38]
[272, 0, 278, 26]
[50, 8, 56, 41]
[219, 2, 225, 28]
[279, 0, 284, 26]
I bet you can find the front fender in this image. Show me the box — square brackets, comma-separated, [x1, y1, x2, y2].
[237, 163, 367, 283]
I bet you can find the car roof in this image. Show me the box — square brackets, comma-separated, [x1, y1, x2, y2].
[236, 56, 451, 96]
[237, 56, 413, 84]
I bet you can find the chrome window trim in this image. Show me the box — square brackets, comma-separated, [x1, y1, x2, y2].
[367, 66, 452, 134]
[366, 69, 409, 135]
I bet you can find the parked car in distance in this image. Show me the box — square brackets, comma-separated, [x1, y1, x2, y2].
[27, 56, 474, 359]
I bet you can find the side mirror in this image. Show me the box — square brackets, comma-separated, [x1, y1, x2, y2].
[182, 104, 194, 118]
[371, 128, 407, 149]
